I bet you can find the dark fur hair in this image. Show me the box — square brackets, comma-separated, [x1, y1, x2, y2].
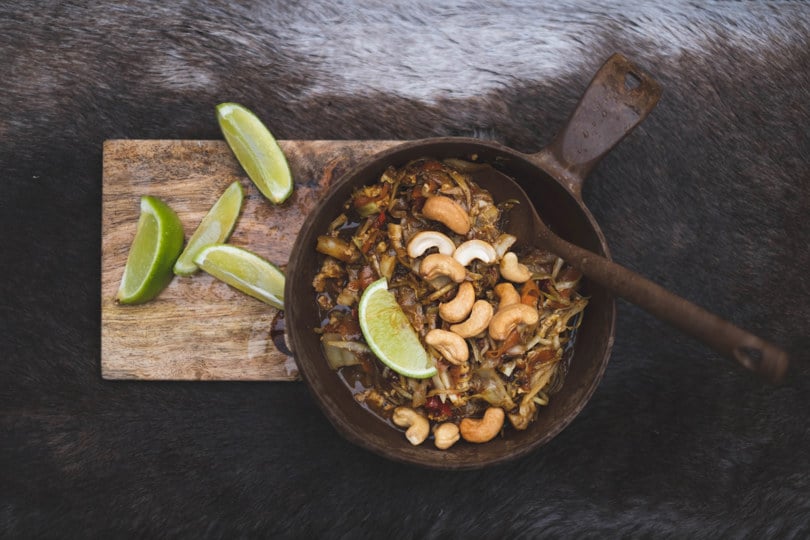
[2, 2, 809, 537]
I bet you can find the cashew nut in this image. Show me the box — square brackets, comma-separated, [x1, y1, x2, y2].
[439, 281, 475, 323]
[452, 239, 498, 266]
[459, 407, 505, 443]
[433, 422, 460, 450]
[488, 303, 540, 340]
[422, 196, 471, 235]
[392, 407, 430, 446]
[407, 230, 456, 258]
[450, 300, 494, 338]
[425, 329, 469, 365]
[419, 253, 467, 283]
[494, 282, 520, 308]
[500, 252, 532, 283]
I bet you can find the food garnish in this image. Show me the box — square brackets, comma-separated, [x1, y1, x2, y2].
[194, 243, 285, 309]
[116, 195, 184, 304]
[216, 102, 293, 204]
[173, 181, 244, 276]
[358, 277, 436, 379]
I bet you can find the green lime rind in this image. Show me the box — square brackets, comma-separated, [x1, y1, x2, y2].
[173, 181, 245, 276]
[116, 195, 184, 305]
[216, 102, 293, 205]
[194, 244, 285, 309]
[358, 277, 436, 379]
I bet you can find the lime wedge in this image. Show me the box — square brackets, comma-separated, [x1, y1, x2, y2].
[116, 195, 184, 304]
[216, 102, 293, 204]
[358, 277, 436, 379]
[194, 244, 285, 309]
[173, 181, 244, 276]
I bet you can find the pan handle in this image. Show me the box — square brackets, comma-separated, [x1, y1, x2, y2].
[538, 229, 790, 383]
[530, 53, 662, 198]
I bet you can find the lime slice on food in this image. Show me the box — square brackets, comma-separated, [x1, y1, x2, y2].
[116, 195, 184, 304]
[173, 181, 244, 276]
[194, 244, 285, 309]
[358, 277, 437, 379]
[216, 102, 293, 204]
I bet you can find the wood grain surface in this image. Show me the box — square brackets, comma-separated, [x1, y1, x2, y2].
[101, 139, 398, 381]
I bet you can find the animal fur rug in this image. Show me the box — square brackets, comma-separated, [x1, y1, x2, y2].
[2, 1, 808, 537]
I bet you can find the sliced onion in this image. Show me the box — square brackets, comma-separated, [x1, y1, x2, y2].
[322, 333, 370, 370]
[316, 235, 358, 263]
[493, 234, 517, 259]
[472, 367, 515, 410]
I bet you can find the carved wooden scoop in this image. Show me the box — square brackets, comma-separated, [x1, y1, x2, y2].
[470, 165, 790, 384]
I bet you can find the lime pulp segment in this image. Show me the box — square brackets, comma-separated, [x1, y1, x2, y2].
[173, 181, 244, 276]
[216, 102, 293, 204]
[116, 195, 184, 304]
[194, 243, 285, 309]
[358, 277, 436, 379]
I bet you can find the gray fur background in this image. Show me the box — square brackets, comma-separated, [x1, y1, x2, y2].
[2, 1, 809, 537]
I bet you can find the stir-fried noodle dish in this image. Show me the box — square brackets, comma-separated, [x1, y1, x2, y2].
[313, 158, 588, 449]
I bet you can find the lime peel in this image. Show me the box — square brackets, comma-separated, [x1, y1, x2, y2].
[116, 195, 184, 304]
[358, 277, 437, 379]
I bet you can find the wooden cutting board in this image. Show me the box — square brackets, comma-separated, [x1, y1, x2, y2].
[101, 139, 399, 381]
